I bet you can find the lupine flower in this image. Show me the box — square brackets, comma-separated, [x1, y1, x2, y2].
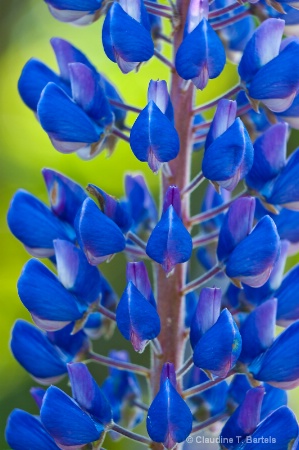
[44, 0, 106, 25]
[202, 99, 254, 191]
[10, 320, 89, 384]
[239, 18, 299, 112]
[147, 363, 193, 449]
[175, 0, 226, 89]
[130, 80, 180, 172]
[102, 0, 154, 73]
[146, 187, 193, 274]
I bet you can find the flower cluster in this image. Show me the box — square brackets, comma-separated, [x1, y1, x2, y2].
[6, 0, 299, 449]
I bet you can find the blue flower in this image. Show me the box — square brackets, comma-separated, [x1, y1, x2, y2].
[44, 0, 106, 25]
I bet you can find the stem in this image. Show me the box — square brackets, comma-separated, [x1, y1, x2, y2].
[111, 423, 152, 446]
[183, 369, 235, 398]
[88, 351, 151, 376]
[192, 230, 219, 248]
[151, 338, 163, 357]
[125, 244, 148, 258]
[192, 84, 241, 114]
[132, 399, 149, 411]
[211, 9, 249, 30]
[191, 412, 228, 434]
[127, 231, 147, 251]
[108, 98, 142, 114]
[181, 172, 205, 196]
[176, 355, 194, 378]
[189, 188, 248, 225]
[97, 304, 116, 321]
[209, 1, 243, 18]
[112, 127, 130, 143]
[154, 49, 175, 70]
[182, 265, 222, 295]
[144, 0, 172, 10]
[146, 6, 173, 18]
[151, 7, 195, 450]
[157, 32, 173, 44]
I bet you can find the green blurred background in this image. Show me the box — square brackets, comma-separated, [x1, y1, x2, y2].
[1, 1, 299, 448]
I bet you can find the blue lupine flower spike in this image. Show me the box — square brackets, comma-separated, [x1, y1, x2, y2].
[147, 363, 193, 449]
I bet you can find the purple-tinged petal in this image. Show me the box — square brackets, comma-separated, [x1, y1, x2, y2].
[162, 186, 181, 217]
[239, 298, 277, 363]
[6, 409, 60, 450]
[45, 0, 102, 12]
[217, 197, 255, 262]
[246, 123, 288, 194]
[130, 101, 180, 173]
[126, 261, 156, 307]
[190, 287, 222, 349]
[102, 3, 154, 73]
[205, 99, 237, 150]
[30, 388, 46, 409]
[54, 240, 102, 304]
[7, 189, 75, 257]
[47, 6, 98, 25]
[160, 362, 177, 388]
[248, 41, 299, 112]
[37, 83, 102, 148]
[17, 259, 84, 331]
[261, 384, 288, 420]
[202, 118, 254, 191]
[175, 19, 226, 89]
[234, 407, 298, 450]
[18, 58, 69, 112]
[147, 363, 193, 449]
[116, 282, 160, 352]
[146, 206, 193, 274]
[41, 386, 102, 446]
[42, 168, 87, 225]
[75, 198, 126, 265]
[10, 320, 68, 383]
[227, 374, 252, 407]
[186, 0, 209, 33]
[238, 18, 285, 83]
[86, 183, 132, 233]
[220, 387, 265, 448]
[249, 321, 299, 389]
[147, 80, 174, 121]
[225, 216, 281, 287]
[276, 264, 299, 326]
[67, 363, 112, 425]
[267, 147, 299, 210]
[193, 309, 242, 377]
[69, 63, 113, 127]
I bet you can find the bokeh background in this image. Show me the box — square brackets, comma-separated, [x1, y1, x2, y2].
[1, 1, 299, 448]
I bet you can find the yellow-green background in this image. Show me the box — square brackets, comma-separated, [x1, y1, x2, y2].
[1, 1, 299, 448]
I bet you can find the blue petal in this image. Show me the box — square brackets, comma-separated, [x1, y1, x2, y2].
[248, 41, 299, 112]
[17, 259, 84, 330]
[175, 18, 226, 89]
[41, 386, 102, 446]
[235, 406, 298, 450]
[37, 82, 102, 145]
[54, 239, 102, 304]
[268, 147, 299, 210]
[125, 174, 158, 230]
[130, 101, 180, 172]
[190, 287, 222, 349]
[47, 323, 89, 358]
[276, 264, 299, 326]
[10, 320, 67, 381]
[261, 384, 288, 420]
[42, 168, 87, 225]
[102, 3, 154, 73]
[18, 59, 69, 111]
[75, 198, 126, 265]
[6, 409, 60, 450]
[31, 388, 46, 409]
[249, 321, 299, 389]
[69, 62, 113, 126]
[226, 216, 281, 287]
[246, 123, 288, 193]
[67, 362, 112, 425]
[239, 299, 277, 364]
[201, 184, 230, 232]
[193, 309, 242, 377]
[126, 261, 156, 307]
[202, 118, 253, 191]
[147, 379, 193, 449]
[116, 281, 160, 352]
[146, 206, 193, 274]
[7, 189, 75, 257]
[45, 0, 102, 11]
[205, 99, 237, 150]
[217, 197, 256, 262]
[238, 18, 285, 83]
[220, 387, 265, 448]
